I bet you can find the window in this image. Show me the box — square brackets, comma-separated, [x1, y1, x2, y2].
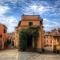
[4, 29, 6, 33]
[0, 35, 2, 38]
[50, 40, 52, 43]
[40, 20, 42, 25]
[29, 21, 33, 26]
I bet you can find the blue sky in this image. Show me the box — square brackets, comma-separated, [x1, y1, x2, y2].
[0, 0, 60, 33]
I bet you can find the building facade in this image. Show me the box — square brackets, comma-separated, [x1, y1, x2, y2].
[0, 24, 7, 49]
[12, 31, 19, 48]
[44, 29, 60, 51]
[15, 15, 44, 52]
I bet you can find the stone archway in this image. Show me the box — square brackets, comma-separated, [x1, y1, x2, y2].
[19, 28, 39, 51]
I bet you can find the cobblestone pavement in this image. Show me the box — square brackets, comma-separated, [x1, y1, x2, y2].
[0, 49, 18, 60]
[0, 49, 60, 60]
[19, 52, 60, 60]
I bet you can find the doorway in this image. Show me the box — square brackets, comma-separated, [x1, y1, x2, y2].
[27, 33, 33, 49]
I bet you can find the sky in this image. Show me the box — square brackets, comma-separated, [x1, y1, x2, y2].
[0, 0, 60, 33]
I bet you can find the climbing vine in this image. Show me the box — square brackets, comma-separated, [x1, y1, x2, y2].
[19, 26, 39, 51]
[19, 29, 29, 51]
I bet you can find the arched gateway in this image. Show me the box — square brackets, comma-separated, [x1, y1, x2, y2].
[15, 15, 44, 52]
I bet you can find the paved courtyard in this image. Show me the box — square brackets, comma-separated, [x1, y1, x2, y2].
[0, 49, 18, 60]
[19, 52, 60, 60]
[0, 49, 60, 60]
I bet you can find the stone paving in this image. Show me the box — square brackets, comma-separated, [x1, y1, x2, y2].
[19, 52, 60, 60]
[0, 49, 60, 60]
[0, 49, 18, 60]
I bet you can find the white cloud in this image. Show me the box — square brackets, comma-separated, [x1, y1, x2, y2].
[0, 0, 17, 4]
[0, 5, 18, 33]
[54, 0, 60, 8]
[0, 0, 60, 33]
[8, 0, 17, 4]
[43, 18, 60, 31]
[0, 16, 18, 33]
[23, 4, 49, 15]
[0, 5, 10, 16]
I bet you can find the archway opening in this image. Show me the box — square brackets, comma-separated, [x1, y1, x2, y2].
[27, 33, 33, 49]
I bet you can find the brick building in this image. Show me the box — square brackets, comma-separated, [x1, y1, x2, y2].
[0, 24, 7, 49]
[15, 15, 44, 52]
[44, 29, 60, 51]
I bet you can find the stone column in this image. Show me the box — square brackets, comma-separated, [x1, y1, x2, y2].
[37, 29, 43, 52]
